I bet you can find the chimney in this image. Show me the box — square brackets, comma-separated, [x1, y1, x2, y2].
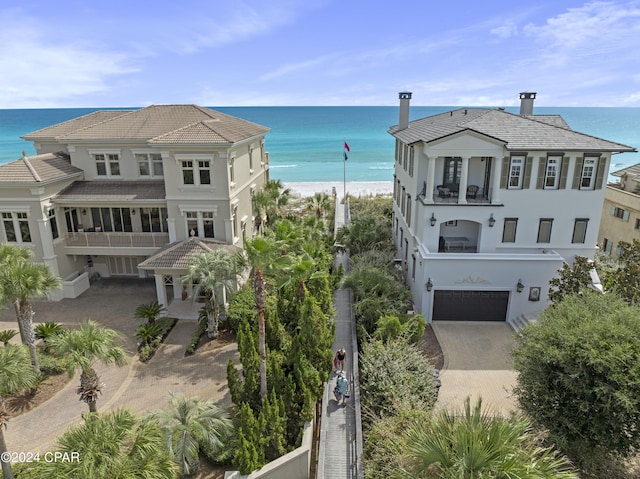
[519, 91, 536, 115]
[398, 91, 412, 130]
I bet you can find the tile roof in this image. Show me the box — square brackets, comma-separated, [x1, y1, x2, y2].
[22, 110, 132, 140]
[389, 108, 636, 153]
[53, 181, 166, 202]
[138, 237, 241, 270]
[611, 163, 640, 180]
[24, 105, 270, 145]
[0, 152, 83, 183]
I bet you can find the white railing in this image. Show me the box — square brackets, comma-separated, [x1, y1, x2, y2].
[63, 232, 170, 248]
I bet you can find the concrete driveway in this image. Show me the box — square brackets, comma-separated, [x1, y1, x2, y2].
[432, 321, 519, 416]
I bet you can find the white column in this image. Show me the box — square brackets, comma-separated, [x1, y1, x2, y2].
[458, 157, 469, 204]
[491, 157, 502, 204]
[167, 218, 177, 243]
[154, 273, 167, 308]
[425, 155, 436, 203]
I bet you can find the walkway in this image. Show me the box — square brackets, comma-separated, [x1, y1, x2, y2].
[316, 198, 363, 479]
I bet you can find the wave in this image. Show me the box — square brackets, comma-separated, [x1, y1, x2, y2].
[368, 166, 394, 170]
[269, 164, 298, 168]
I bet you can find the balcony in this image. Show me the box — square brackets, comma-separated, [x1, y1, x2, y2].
[62, 232, 169, 253]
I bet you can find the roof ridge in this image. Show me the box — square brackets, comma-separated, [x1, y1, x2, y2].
[21, 155, 42, 182]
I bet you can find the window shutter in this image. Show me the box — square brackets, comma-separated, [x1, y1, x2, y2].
[610, 205, 616, 216]
[559, 157, 570, 189]
[500, 158, 508, 189]
[523, 156, 533, 188]
[572, 157, 584, 189]
[623, 210, 630, 222]
[536, 157, 546, 189]
[595, 157, 606, 189]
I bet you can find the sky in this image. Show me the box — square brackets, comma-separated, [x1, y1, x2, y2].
[1, 0, 639, 108]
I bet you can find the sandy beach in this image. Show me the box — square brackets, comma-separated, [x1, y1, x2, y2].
[284, 181, 393, 198]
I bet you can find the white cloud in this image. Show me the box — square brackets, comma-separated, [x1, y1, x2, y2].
[490, 22, 518, 39]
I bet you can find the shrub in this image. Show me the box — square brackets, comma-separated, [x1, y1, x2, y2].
[185, 312, 208, 355]
[0, 329, 18, 346]
[512, 291, 640, 465]
[135, 317, 176, 363]
[134, 301, 167, 323]
[360, 337, 438, 422]
[226, 286, 256, 332]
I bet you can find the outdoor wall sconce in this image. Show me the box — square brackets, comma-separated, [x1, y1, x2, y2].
[430, 213, 437, 227]
[489, 213, 495, 227]
[426, 278, 433, 291]
[516, 279, 525, 293]
[81, 209, 87, 215]
[131, 209, 136, 215]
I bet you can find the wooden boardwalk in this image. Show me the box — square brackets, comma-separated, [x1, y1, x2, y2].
[316, 198, 363, 479]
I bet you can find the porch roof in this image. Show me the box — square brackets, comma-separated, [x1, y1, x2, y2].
[0, 152, 83, 183]
[53, 180, 166, 202]
[138, 237, 241, 271]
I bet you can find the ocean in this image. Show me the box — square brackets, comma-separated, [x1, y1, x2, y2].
[0, 106, 638, 182]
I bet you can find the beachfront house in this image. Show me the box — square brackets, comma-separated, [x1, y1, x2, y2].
[390, 92, 636, 326]
[598, 163, 640, 257]
[0, 105, 270, 307]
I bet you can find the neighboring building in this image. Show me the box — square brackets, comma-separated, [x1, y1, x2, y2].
[0, 105, 270, 306]
[598, 163, 640, 257]
[389, 92, 636, 324]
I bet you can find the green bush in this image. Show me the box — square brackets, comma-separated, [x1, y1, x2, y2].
[37, 349, 70, 375]
[185, 314, 208, 355]
[360, 337, 438, 422]
[226, 286, 256, 332]
[135, 317, 176, 363]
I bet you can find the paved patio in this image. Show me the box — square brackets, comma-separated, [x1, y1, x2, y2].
[0, 278, 238, 454]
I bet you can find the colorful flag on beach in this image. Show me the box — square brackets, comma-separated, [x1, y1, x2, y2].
[344, 142, 350, 152]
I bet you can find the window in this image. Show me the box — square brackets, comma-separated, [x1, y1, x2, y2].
[603, 238, 613, 254]
[198, 161, 211, 185]
[572, 218, 588, 243]
[544, 156, 561, 189]
[411, 254, 416, 281]
[408, 147, 414, 177]
[136, 153, 163, 177]
[64, 208, 81, 233]
[508, 156, 524, 189]
[610, 206, 630, 222]
[203, 211, 214, 238]
[232, 206, 238, 239]
[635, 218, 640, 231]
[93, 153, 120, 177]
[502, 218, 518, 243]
[537, 219, 553, 243]
[141, 208, 168, 233]
[403, 145, 408, 170]
[2, 212, 31, 243]
[615, 245, 622, 256]
[49, 208, 59, 240]
[249, 147, 254, 172]
[580, 157, 597, 189]
[186, 211, 198, 236]
[181, 161, 194, 185]
[443, 157, 462, 185]
[401, 187, 406, 215]
[406, 195, 411, 227]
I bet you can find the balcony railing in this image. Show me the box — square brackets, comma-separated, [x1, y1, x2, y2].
[63, 232, 170, 248]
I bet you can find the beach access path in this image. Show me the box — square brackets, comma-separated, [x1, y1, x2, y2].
[316, 197, 363, 479]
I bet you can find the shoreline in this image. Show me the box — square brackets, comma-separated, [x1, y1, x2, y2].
[283, 181, 393, 198]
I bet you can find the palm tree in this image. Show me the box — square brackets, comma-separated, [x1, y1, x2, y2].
[150, 394, 233, 476]
[27, 409, 178, 479]
[182, 249, 238, 339]
[48, 321, 127, 413]
[397, 397, 577, 479]
[237, 236, 289, 397]
[306, 192, 333, 220]
[252, 188, 270, 235]
[134, 301, 167, 324]
[0, 247, 61, 374]
[0, 345, 39, 479]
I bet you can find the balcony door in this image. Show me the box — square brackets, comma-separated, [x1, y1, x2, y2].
[443, 157, 462, 186]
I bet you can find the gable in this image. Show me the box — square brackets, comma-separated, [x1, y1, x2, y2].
[425, 130, 505, 158]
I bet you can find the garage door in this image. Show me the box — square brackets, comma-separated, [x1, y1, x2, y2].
[433, 290, 509, 321]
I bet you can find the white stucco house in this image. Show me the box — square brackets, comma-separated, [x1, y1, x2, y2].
[0, 105, 270, 307]
[389, 92, 636, 325]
